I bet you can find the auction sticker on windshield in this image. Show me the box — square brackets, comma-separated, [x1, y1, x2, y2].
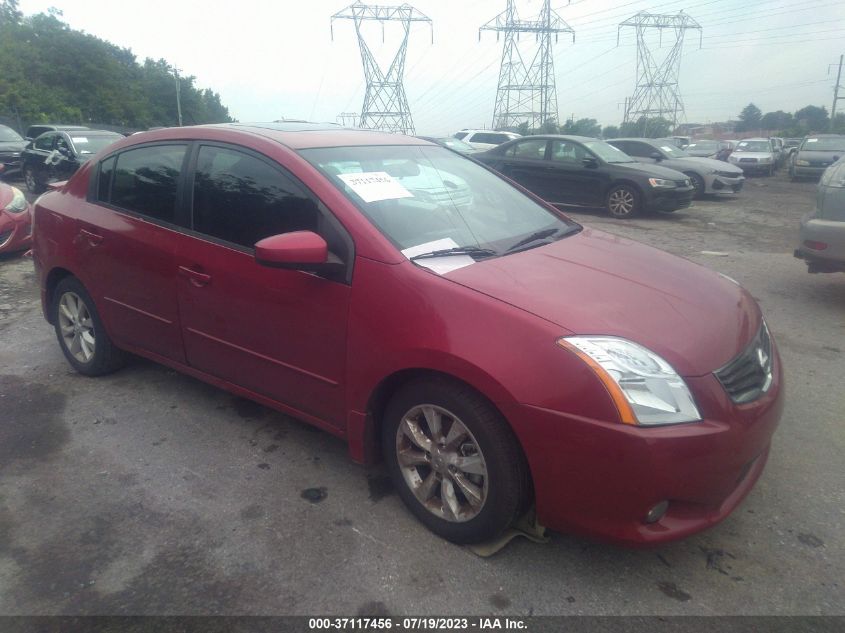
[338, 171, 413, 203]
[401, 238, 476, 275]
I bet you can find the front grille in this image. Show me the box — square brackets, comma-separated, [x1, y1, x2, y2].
[715, 322, 773, 404]
[739, 157, 757, 163]
[716, 170, 739, 178]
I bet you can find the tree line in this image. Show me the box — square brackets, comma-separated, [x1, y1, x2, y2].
[735, 103, 845, 136]
[0, 0, 233, 133]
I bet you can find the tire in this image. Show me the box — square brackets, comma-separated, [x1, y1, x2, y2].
[606, 183, 641, 219]
[382, 378, 530, 544]
[53, 276, 126, 376]
[23, 165, 45, 194]
[686, 172, 706, 199]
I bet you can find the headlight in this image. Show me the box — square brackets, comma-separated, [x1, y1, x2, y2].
[796, 159, 810, 166]
[648, 178, 676, 188]
[4, 186, 27, 214]
[558, 336, 702, 426]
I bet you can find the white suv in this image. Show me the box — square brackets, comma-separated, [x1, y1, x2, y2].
[453, 129, 521, 150]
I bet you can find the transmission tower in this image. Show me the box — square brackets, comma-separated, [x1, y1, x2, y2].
[331, 2, 432, 135]
[336, 112, 360, 127]
[618, 11, 702, 136]
[480, 1, 574, 131]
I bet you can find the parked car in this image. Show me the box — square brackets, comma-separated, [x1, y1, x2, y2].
[21, 129, 123, 193]
[727, 138, 778, 175]
[794, 155, 845, 273]
[0, 124, 27, 180]
[453, 129, 521, 150]
[607, 137, 744, 198]
[31, 123, 782, 546]
[416, 136, 479, 155]
[783, 137, 803, 159]
[474, 135, 694, 218]
[789, 134, 845, 181]
[684, 140, 722, 158]
[0, 181, 32, 254]
[24, 124, 90, 141]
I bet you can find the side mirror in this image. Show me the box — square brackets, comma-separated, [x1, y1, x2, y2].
[254, 231, 343, 274]
[582, 157, 598, 168]
[650, 152, 663, 161]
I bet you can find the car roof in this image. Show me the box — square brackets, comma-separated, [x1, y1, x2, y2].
[609, 138, 662, 144]
[739, 138, 770, 141]
[65, 129, 123, 136]
[125, 122, 435, 150]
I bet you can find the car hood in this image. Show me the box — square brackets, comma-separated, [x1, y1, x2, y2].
[444, 227, 760, 376]
[683, 156, 742, 173]
[797, 150, 845, 162]
[0, 140, 26, 152]
[610, 161, 687, 180]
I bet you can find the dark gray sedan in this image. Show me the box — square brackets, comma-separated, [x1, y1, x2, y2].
[608, 138, 744, 198]
[789, 134, 845, 181]
[795, 156, 845, 273]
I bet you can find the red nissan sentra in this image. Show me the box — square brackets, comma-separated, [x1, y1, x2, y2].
[31, 123, 783, 546]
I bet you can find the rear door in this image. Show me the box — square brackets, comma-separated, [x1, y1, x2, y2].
[171, 143, 352, 428]
[496, 139, 550, 197]
[73, 143, 189, 363]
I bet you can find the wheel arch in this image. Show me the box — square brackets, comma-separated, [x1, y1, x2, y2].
[605, 178, 644, 198]
[44, 266, 75, 324]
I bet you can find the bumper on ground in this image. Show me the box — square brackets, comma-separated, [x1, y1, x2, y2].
[503, 358, 783, 546]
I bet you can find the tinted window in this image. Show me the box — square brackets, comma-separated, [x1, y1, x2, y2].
[110, 145, 187, 223]
[507, 139, 547, 159]
[98, 156, 115, 201]
[192, 146, 318, 249]
[472, 133, 508, 145]
[550, 140, 587, 163]
[453, 132, 468, 140]
[622, 142, 654, 158]
[34, 134, 54, 151]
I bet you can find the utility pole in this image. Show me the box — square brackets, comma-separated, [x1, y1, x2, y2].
[618, 12, 701, 136]
[830, 54, 843, 130]
[173, 67, 183, 127]
[331, 2, 432, 135]
[480, 1, 574, 132]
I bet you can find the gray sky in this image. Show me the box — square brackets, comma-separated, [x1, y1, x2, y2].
[17, 0, 845, 134]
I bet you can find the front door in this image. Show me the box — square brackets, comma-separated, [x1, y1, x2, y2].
[173, 144, 351, 428]
[546, 140, 606, 205]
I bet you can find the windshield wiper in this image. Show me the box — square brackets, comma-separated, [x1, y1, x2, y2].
[504, 226, 579, 254]
[410, 246, 497, 261]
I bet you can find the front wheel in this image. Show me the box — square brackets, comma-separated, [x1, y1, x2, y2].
[53, 276, 126, 376]
[606, 184, 641, 219]
[23, 166, 45, 194]
[687, 172, 706, 198]
[382, 379, 530, 544]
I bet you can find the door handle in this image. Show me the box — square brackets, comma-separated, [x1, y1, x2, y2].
[178, 265, 212, 288]
[79, 228, 103, 245]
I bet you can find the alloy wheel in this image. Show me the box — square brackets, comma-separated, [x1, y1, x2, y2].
[24, 168, 37, 193]
[608, 188, 636, 217]
[395, 404, 489, 522]
[57, 291, 96, 363]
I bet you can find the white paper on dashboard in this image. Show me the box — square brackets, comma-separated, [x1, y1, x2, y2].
[337, 171, 413, 203]
[401, 238, 476, 275]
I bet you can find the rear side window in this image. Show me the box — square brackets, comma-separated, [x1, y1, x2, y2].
[454, 132, 468, 140]
[506, 139, 547, 159]
[109, 145, 187, 223]
[472, 133, 509, 145]
[98, 156, 115, 201]
[191, 145, 319, 249]
[622, 142, 652, 158]
[34, 134, 54, 151]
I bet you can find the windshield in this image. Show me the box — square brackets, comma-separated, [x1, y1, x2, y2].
[800, 137, 845, 152]
[0, 126, 24, 142]
[655, 143, 689, 158]
[70, 134, 122, 155]
[300, 145, 578, 257]
[583, 140, 634, 163]
[734, 140, 771, 152]
[687, 141, 719, 152]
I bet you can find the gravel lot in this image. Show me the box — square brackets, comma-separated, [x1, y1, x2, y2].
[0, 172, 842, 616]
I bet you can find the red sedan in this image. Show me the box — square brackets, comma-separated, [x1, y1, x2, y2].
[0, 182, 32, 254]
[30, 123, 783, 546]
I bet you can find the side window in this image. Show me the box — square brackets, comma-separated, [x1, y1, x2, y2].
[550, 140, 586, 163]
[625, 142, 653, 158]
[506, 139, 547, 159]
[98, 156, 115, 202]
[56, 135, 71, 154]
[454, 132, 468, 140]
[609, 142, 630, 155]
[192, 145, 319, 249]
[110, 144, 187, 223]
[34, 134, 54, 151]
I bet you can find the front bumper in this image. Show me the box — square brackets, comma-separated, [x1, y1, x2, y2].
[792, 164, 832, 178]
[731, 159, 773, 174]
[707, 173, 745, 194]
[645, 186, 695, 212]
[0, 207, 32, 254]
[502, 347, 783, 546]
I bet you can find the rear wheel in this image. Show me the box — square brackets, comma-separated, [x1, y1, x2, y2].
[382, 378, 529, 544]
[606, 184, 641, 219]
[53, 277, 125, 376]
